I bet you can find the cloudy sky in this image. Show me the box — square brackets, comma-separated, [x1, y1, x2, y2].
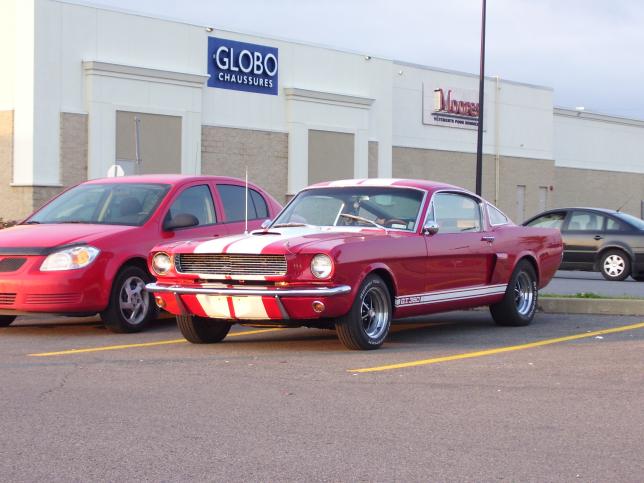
[78, 0, 644, 119]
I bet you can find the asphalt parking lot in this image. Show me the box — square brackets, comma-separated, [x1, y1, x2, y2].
[545, 270, 643, 298]
[1, 309, 643, 482]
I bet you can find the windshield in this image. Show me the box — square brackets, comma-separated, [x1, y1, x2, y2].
[614, 212, 644, 231]
[27, 183, 170, 226]
[273, 187, 425, 232]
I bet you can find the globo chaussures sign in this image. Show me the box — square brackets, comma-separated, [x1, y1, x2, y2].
[207, 37, 279, 95]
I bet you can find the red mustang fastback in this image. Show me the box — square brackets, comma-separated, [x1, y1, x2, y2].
[147, 179, 563, 350]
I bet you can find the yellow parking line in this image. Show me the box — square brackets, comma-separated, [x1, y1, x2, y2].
[349, 321, 644, 373]
[28, 328, 283, 357]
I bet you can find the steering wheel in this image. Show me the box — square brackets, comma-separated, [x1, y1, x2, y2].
[383, 218, 408, 229]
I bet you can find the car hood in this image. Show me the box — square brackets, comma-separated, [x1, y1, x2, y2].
[0, 223, 139, 253]
[171, 226, 390, 255]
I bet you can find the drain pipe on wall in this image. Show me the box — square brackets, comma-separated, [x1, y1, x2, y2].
[494, 76, 501, 205]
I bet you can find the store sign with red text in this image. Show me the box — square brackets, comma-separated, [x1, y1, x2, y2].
[422, 84, 483, 130]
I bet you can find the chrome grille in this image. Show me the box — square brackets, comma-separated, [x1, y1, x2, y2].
[175, 254, 287, 277]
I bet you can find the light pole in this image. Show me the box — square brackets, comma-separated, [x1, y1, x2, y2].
[475, 0, 486, 196]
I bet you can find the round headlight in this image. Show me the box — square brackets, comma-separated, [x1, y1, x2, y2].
[152, 252, 172, 275]
[310, 254, 333, 279]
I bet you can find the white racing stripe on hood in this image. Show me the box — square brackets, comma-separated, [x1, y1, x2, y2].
[223, 227, 319, 254]
[193, 234, 247, 254]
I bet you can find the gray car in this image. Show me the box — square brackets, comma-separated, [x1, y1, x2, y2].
[523, 208, 644, 281]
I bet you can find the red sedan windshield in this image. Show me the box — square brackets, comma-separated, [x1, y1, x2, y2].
[26, 183, 170, 226]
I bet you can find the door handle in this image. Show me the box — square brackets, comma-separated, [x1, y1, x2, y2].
[481, 236, 495, 243]
[593, 235, 603, 240]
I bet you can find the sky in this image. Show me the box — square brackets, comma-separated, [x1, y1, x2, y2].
[75, 0, 644, 119]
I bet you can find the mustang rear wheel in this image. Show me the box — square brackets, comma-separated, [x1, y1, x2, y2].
[599, 250, 630, 281]
[101, 266, 158, 333]
[0, 315, 16, 327]
[335, 274, 392, 350]
[490, 260, 538, 327]
[177, 315, 232, 344]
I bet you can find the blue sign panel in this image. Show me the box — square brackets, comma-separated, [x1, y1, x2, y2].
[207, 37, 279, 95]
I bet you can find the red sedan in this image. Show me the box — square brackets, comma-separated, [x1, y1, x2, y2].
[0, 175, 281, 332]
[148, 179, 563, 350]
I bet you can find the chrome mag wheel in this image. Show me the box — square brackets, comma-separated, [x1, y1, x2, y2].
[514, 271, 535, 316]
[119, 276, 149, 326]
[360, 285, 390, 339]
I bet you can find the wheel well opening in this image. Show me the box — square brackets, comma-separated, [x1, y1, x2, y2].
[120, 257, 149, 276]
[519, 256, 540, 285]
[595, 247, 630, 267]
[372, 269, 396, 305]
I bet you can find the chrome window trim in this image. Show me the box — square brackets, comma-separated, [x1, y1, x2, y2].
[486, 203, 510, 227]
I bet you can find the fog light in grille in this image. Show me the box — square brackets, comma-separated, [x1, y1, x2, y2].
[312, 300, 325, 313]
[155, 296, 166, 309]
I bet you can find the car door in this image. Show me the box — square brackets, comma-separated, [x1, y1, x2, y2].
[161, 183, 229, 242]
[561, 210, 607, 269]
[214, 183, 271, 234]
[424, 192, 492, 291]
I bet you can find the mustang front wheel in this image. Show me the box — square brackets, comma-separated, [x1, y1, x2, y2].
[0, 315, 16, 327]
[490, 260, 538, 327]
[177, 315, 232, 344]
[335, 274, 392, 350]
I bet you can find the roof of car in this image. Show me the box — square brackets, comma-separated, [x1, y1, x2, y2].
[533, 207, 623, 216]
[308, 178, 470, 193]
[82, 174, 252, 186]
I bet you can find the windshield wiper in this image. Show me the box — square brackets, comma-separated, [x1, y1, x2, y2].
[58, 220, 87, 224]
[23, 220, 40, 224]
[272, 223, 309, 228]
[338, 214, 387, 230]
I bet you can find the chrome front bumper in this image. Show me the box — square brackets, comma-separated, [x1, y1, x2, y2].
[145, 283, 352, 297]
[146, 282, 352, 319]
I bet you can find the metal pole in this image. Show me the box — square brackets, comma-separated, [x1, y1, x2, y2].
[475, 0, 486, 196]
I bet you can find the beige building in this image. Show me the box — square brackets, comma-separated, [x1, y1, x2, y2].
[1, 0, 643, 222]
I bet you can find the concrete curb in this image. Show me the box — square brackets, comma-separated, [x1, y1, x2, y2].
[539, 297, 644, 316]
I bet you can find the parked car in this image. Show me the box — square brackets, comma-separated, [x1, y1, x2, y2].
[0, 175, 281, 331]
[147, 179, 563, 350]
[523, 208, 644, 281]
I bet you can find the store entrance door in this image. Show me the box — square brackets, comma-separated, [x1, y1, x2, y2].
[115, 111, 182, 175]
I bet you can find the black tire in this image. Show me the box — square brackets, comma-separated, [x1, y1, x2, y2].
[490, 260, 538, 327]
[100, 265, 158, 333]
[177, 315, 232, 344]
[335, 274, 392, 350]
[0, 315, 16, 327]
[599, 250, 631, 281]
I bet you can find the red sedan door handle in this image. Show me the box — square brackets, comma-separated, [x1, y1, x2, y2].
[481, 235, 495, 243]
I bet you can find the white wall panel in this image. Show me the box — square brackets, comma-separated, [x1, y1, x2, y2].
[392, 63, 554, 161]
[0, 0, 16, 110]
[554, 110, 644, 174]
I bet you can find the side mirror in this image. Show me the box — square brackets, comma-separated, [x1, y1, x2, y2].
[164, 213, 199, 231]
[260, 219, 272, 229]
[422, 221, 440, 236]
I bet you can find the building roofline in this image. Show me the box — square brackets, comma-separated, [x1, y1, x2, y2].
[554, 107, 644, 127]
[393, 60, 553, 91]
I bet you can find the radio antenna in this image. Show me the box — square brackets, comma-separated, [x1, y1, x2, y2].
[244, 166, 249, 234]
[616, 195, 632, 213]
